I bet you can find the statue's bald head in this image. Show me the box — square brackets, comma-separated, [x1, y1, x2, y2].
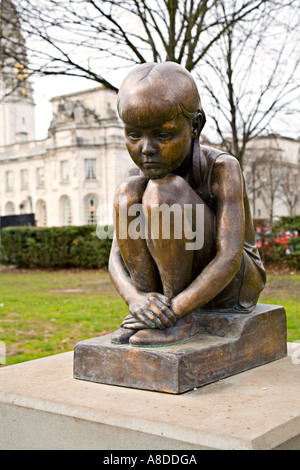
[117, 62, 206, 133]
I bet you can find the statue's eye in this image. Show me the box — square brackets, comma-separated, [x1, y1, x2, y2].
[127, 132, 141, 141]
[158, 133, 170, 140]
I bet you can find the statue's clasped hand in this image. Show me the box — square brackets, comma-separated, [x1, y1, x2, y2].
[121, 293, 177, 330]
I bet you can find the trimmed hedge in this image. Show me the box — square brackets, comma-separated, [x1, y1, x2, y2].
[1, 216, 299, 271]
[0, 225, 113, 269]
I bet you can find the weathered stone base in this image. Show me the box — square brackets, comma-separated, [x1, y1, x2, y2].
[73, 304, 287, 394]
[1, 342, 299, 450]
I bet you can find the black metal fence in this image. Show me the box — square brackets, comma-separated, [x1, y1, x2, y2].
[0, 214, 35, 229]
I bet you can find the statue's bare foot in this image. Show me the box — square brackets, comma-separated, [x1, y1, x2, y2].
[111, 313, 157, 344]
[129, 315, 199, 347]
[111, 328, 137, 344]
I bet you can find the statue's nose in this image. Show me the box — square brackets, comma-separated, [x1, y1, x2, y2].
[142, 137, 156, 156]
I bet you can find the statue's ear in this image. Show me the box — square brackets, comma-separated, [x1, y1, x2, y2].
[191, 112, 202, 138]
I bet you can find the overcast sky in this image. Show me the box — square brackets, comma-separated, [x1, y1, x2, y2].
[27, 2, 299, 144]
[32, 70, 299, 144]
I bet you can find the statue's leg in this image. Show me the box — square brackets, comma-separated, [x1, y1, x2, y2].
[111, 174, 162, 344]
[129, 174, 215, 346]
[143, 175, 215, 298]
[114, 175, 162, 293]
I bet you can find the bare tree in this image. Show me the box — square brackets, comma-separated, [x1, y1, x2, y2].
[249, 152, 283, 224]
[1, 0, 271, 92]
[0, 0, 298, 160]
[197, 0, 300, 168]
[279, 165, 300, 216]
[244, 133, 300, 223]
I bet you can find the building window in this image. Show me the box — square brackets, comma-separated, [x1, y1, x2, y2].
[36, 199, 47, 227]
[37, 167, 45, 188]
[85, 159, 97, 180]
[60, 196, 72, 226]
[84, 194, 98, 225]
[21, 169, 28, 190]
[60, 161, 69, 182]
[6, 171, 13, 191]
[5, 201, 15, 215]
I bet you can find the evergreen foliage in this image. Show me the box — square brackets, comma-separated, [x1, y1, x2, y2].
[0, 225, 113, 268]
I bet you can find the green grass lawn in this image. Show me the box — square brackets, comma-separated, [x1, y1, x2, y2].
[0, 268, 299, 365]
[259, 273, 300, 343]
[0, 269, 128, 365]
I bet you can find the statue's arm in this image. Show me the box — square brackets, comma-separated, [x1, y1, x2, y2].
[108, 164, 142, 304]
[172, 155, 245, 319]
[108, 235, 141, 306]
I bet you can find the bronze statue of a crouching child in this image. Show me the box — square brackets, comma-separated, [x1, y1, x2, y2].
[109, 62, 266, 347]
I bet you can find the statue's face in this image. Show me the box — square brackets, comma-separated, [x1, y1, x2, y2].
[123, 112, 193, 179]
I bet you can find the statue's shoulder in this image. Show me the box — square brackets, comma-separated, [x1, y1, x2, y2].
[200, 146, 242, 198]
[201, 145, 240, 171]
[201, 144, 234, 162]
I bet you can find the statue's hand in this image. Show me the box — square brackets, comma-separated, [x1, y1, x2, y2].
[121, 314, 150, 330]
[126, 293, 177, 330]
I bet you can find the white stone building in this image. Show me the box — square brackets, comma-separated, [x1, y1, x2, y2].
[0, 0, 131, 227]
[1, 0, 299, 227]
[0, 85, 131, 227]
[243, 134, 300, 220]
[1, 84, 299, 227]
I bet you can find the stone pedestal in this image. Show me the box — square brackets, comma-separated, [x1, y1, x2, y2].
[74, 304, 287, 394]
[0, 344, 299, 450]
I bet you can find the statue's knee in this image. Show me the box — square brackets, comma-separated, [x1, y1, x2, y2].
[143, 175, 188, 207]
